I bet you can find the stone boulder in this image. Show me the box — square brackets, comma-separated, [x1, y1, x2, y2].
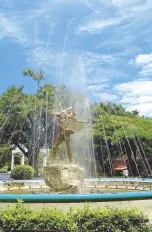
[44, 164, 84, 193]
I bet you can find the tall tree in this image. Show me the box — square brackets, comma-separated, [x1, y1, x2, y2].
[0, 71, 55, 172]
[92, 103, 152, 176]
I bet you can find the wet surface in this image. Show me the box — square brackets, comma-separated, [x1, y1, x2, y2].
[2, 187, 137, 194]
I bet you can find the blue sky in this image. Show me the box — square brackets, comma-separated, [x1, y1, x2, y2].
[0, 0, 152, 116]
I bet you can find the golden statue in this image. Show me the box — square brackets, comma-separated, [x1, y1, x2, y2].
[51, 99, 87, 163]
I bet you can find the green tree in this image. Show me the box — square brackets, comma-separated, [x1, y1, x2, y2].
[92, 103, 152, 176]
[0, 69, 73, 174]
[0, 77, 55, 173]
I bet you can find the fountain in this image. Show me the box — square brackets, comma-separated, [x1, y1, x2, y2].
[0, 83, 152, 202]
[44, 99, 87, 193]
[0, 54, 152, 203]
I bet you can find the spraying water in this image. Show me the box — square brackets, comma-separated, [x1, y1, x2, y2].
[51, 54, 97, 177]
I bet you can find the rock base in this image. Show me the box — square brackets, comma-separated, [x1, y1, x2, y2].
[44, 164, 84, 193]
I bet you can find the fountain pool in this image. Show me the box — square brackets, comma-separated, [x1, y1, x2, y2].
[0, 178, 152, 202]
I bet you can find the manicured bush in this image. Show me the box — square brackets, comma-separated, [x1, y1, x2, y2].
[3, 165, 9, 171]
[0, 168, 8, 173]
[11, 165, 34, 180]
[72, 205, 151, 232]
[0, 202, 150, 231]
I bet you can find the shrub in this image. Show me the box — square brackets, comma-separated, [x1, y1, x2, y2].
[0, 168, 8, 173]
[0, 202, 150, 231]
[3, 165, 9, 171]
[11, 165, 34, 180]
[72, 205, 150, 232]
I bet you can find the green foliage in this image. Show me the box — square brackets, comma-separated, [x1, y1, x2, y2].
[72, 205, 150, 232]
[92, 103, 152, 142]
[92, 103, 152, 176]
[0, 164, 10, 173]
[14, 153, 28, 165]
[23, 68, 45, 88]
[0, 147, 28, 171]
[1, 68, 152, 176]
[11, 165, 34, 180]
[2, 165, 9, 171]
[0, 73, 55, 170]
[0, 202, 150, 231]
[0, 69, 81, 172]
[0, 200, 32, 231]
[0, 146, 12, 169]
[0, 168, 8, 173]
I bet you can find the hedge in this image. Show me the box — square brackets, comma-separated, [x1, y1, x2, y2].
[11, 165, 34, 180]
[0, 201, 151, 231]
[0, 168, 8, 173]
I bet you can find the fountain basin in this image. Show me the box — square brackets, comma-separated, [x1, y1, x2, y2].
[0, 178, 152, 193]
[0, 178, 151, 202]
[0, 192, 152, 203]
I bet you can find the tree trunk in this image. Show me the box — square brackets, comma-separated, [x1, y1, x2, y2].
[28, 147, 39, 177]
[127, 152, 139, 176]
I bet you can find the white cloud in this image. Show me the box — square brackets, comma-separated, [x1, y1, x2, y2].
[108, 0, 141, 8]
[135, 53, 152, 75]
[88, 77, 109, 85]
[115, 79, 152, 97]
[120, 96, 152, 104]
[87, 83, 108, 93]
[135, 53, 152, 76]
[127, 103, 152, 117]
[1, 0, 152, 118]
[136, 54, 152, 65]
[82, 52, 117, 65]
[78, 0, 152, 35]
[120, 97, 138, 104]
[140, 63, 152, 75]
[0, 13, 26, 43]
[79, 18, 121, 33]
[95, 92, 118, 102]
[115, 79, 152, 117]
[0, 1, 123, 89]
